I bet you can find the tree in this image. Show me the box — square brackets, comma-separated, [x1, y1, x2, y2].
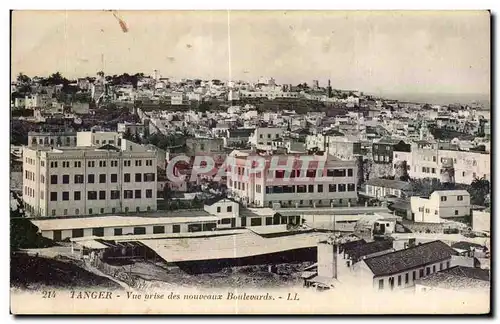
[16, 73, 30, 84]
[469, 177, 490, 206]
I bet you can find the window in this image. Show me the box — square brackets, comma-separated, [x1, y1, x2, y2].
[146, 159, 153, 166]
[88, 161, 95, 168]
[426, 267, 430, 276]
[433, 156, 437, 162]
[50, 161, 58, 168]
[52, 210, 56, 217]
[134, 227, 146, 235]
[99, 161, 106, 167]
[99, 174, 106, 183]
[153, 226, 165, 234]
[99, 191, 106, 200]
[62, 191, 69, 201]
[146, 189, 152, 198]
[256, 185, 261, 193]
[413, 271, 416, 281]
[317, 184, 323, 193]
[329, 184, 337, 192]
[378, 279, 384, 290]
[447, 261, 450, 268]
[124, 190, 133, 199]
[74, 174, 84, 184]
[75, 208, 79, 215]
[135, 190, 142, 199]
[440, 263, 443, 271]
[347, 168, 353, 177]
[93, 228, 104, 237]
[420, 269, 424, 277]
[88, 191, 97, 200]
[74, 161, 81, 168]
[87, 174, 95, 183]
[227, 206, 232, 212]
[72, 229, 84, 238]
[338, 184, 346, 192]
[397, 275, 401, 286]
[333, 169, 346, 177]
[112, 208, 116, 213]
[250, 218, 262, 226]
[111, 174, 118, 183]
[114, 228, 123, 236]
[144, 173, 155, 182]
[455, 210, 459, 215]
[124, 173, 130, 182]
[297, 185, 306, 193]
[74, 191, 81, 200]
[431, 168, 436, 174]
[62, 175, 69, 184]
[135, 160, 142, 167]
[124, 160, 131, 167]
[217, 207, 221, 213]
[425, 208, 430, 213]
[433, 265, 436, 273]
[135, 173, 142, 182]
[172, 225, 181, 233]
[457, 195, 463, 201]
[347, 183, 356, 192]
[50, 192, 57, 201]
[111, 160, 118, 167]
[308, 185, 314, 193]
[111, 190, 120, 200]
[440, 196, 447, 202]
[50, 175, 58, 184]
[221, 218, 232, 225]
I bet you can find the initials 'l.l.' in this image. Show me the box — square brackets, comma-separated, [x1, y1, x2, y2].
[287, 293, 299, 301]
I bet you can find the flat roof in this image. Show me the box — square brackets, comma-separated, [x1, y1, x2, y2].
[139, 232, 329, 262]
[32, 214, 217, 231]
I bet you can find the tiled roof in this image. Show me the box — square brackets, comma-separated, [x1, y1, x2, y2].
[345, 239, 394, 260]
[417, 266, 490, 290]
[364, 240, 458, 277]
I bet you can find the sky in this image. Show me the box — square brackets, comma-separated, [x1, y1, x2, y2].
[11, 10, 490, 95]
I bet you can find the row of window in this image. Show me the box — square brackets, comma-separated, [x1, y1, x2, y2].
[48, 159, 153, 169]
[259, 133, 280, 139]
[216, 206, 233, 213]
[45, 189, 154, 201]
[233, 168, 354, 178]
[374, 155, 390, 162]
[263, 183, 356, 194]
[266, 198, 354, 208]
[378, 261, 451, 290]
[440, 195, 464, 202]
[417, 207, 461, 216]
[46, 173, 156, 184]
[49, 206, 154, 217]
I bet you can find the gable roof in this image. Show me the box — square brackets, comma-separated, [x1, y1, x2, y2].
[416, 266, 490, 290]
[345, 239, 394, 260]
[363, 240, 458, 277]
[451, 241, 486, 251]
[339, 239, 366, 253]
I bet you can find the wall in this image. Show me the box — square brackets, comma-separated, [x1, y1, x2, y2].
[472, 210, 490, 233]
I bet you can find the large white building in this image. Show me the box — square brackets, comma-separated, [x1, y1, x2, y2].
[227, 151, 358, 208]
[410, 190, 471, 223]
[393, 141, 491, 185]
[22, 139, 157, 218]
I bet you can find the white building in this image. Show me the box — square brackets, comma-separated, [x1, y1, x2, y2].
[393, 141, 491, 185]
[227, 151, 358, 208]
[22, 139, 157, 218]
[410, 190, 471, 223]
[249, 127, 285, 151]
